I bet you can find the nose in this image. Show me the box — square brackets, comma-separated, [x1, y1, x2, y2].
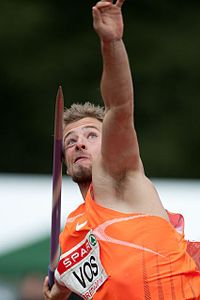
[75, 138, 86, 151]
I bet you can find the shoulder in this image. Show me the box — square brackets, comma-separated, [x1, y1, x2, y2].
[66, 203, 85, 224]
[59, 203, 90, 253]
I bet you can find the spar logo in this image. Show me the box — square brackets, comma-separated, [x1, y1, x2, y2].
[58, 233, 98, 275]
[58, 239, 92, 275]
[89, 233, 97, 246]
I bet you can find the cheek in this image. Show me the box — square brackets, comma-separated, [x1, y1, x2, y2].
[64, 149, 73, 167]
[91, 142, 101, 157]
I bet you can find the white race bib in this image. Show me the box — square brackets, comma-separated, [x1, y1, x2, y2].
[55, 231, 108, 299]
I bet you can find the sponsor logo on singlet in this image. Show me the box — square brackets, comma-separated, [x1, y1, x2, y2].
[76, 220, 88, 231]
[55, 231, 108, 300]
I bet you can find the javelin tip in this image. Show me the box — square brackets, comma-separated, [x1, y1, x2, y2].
[54, 85, 64, 140]
[56, 85, 64, 101]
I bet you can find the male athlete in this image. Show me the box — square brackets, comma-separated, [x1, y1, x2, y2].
[43, 0, 200, 299]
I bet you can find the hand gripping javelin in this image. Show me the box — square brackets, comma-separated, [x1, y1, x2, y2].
[48, 86, 64, 288]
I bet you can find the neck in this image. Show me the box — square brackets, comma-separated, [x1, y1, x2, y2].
[78, 182, 91, 199]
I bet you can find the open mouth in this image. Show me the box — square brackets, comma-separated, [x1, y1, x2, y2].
[74, 156, 89, 164]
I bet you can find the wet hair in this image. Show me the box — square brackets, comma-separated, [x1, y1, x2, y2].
[63, 102, 105, 127]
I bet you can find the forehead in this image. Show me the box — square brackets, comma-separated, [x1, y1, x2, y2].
[63, 117, 102, 137]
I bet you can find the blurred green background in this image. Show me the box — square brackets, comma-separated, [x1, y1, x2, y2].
[1, 0, 200, 178]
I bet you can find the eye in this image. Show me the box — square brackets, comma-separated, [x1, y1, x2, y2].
[65, 138, 76, 148]
[87, 132, 98, 140]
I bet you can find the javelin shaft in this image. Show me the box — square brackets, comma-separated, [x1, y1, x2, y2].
[48, 86, 64, 288]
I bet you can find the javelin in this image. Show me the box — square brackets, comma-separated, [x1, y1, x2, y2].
[48, 86, 64, 288]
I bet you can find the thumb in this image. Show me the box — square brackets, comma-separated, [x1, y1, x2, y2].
[92, 7, 102, 30]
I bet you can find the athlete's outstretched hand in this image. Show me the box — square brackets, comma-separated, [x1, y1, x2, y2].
[92, 0, 125, 42]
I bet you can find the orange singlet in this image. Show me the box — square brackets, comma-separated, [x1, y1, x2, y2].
[55, 186, 200, 300]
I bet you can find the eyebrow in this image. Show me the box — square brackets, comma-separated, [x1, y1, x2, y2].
[63, 125, 100, 142]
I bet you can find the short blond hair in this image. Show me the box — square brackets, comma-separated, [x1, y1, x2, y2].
[63, 102, 105, 127]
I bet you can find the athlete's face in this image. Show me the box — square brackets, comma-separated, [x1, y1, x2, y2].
[63, 117, 102, 183]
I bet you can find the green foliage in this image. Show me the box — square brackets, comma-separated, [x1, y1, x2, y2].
[0, 0, 200, 177]
[0, 237, 49, 279]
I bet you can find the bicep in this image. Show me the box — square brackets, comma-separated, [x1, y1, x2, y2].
[101, 104, 141, 176]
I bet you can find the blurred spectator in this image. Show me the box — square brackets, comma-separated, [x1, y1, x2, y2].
[18, 274, 43, 300]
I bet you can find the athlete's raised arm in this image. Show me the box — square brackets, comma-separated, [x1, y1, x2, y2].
[92, 0, 141, 177]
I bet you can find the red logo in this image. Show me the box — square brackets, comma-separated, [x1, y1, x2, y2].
[58, 239, 92, 275]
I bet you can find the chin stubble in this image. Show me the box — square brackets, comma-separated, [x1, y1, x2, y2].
[72, 165, 92, 184]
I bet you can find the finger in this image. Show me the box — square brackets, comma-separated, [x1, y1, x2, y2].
[95, 1, 112, 9]
[42, 276, 50, 298]
[43, 276, 48, 290]
[116, 0, 125, 8]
